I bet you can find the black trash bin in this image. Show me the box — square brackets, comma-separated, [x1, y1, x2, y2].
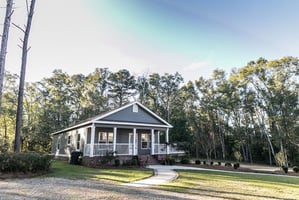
[70, 151, 83, 165]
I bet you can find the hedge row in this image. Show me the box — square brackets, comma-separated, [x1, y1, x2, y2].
[0, 152, 52, 173]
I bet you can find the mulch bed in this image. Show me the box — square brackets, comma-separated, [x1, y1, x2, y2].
[176, 163, 299, 177]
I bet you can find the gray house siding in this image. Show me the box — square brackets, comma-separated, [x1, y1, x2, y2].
[52, 127, 87, 158]
[100, 105, 164, 125]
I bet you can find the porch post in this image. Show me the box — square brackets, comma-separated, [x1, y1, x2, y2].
[166, 128, 169, 155]
[90, 123, 95, 157]
[157, 131, 160, 144]
[133, 128, 136, 155]
[113, 127, 117, 156]
[151, 129, 155, 155]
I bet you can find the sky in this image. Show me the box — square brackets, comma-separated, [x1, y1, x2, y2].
[1, 0, 299, 82]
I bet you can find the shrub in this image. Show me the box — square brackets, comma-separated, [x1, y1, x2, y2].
[100, 151, 115, 165]
[218, 161, 221, 166]
[282, 166, 288, 173]
[225, 162, 232, 167]
[180, 156, 190, 164]
[165, 157, 175, 165]
[292, 166, 299, 173]
[195, 160, 201, 165]
[233, 163, 240, 169]
[0, 152, 52, 173]
[131, 158, 138, 166]
[210, 161, 213, 166]
[114, 159, 120, 167]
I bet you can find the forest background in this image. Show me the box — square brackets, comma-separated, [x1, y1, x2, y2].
[0, 56, 298, 167]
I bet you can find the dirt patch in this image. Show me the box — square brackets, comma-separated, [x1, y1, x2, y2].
[0, 177, 221, 200]
[0, 171, 49, 179]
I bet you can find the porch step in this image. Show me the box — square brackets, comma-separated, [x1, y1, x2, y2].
[138, 155, 159, 165]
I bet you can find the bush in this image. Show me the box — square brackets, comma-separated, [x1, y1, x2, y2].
[210, 161, 213, 166]
[218, 161, 221, 166]
[225, 162, 232, 167]
[233, 163, 240, 169]
[165, 157, 175, 165]
[293, 166, 299, 173]
[131, 158, 138, 166]
[282, 166, 288, 173]
[180, 156, 190, 164]
[114, 159, 120, 167]
[0, 152, 52, 173]
[195, 160, 201, 165]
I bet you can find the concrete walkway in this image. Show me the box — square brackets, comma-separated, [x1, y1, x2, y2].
[123, 165, 178, 187]
[124, 164, 298, 187]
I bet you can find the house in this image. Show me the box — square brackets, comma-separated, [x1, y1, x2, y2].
[51, 101, 183, 165]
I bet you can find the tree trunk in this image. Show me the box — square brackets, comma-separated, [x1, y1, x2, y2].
[0, 0, 14, 112]
[14, 0, 36, 152]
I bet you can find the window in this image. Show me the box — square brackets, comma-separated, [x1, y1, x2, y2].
[67, 135, 71, 145]
[98, 132, 113, 144]
[76, 134, 80, 150]
[57, 137, 61, 150]
[141, 133, 151, 149]
[133, 104, 138, 113]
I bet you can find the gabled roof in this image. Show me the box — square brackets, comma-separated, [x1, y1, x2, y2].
[52, 101, 172, 135]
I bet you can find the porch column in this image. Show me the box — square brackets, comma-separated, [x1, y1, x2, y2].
[151, 129, 155, 155]
[113, 127, 117, 156]
[166, 128, 169, 155]
[157, 131, 160, 144]
[133, 128, 136, 155]
[90, 123, 95, 157]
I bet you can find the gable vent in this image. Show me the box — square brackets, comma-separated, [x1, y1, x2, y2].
[133, 104, 138, 113]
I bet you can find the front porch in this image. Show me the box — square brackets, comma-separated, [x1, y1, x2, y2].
[83, 125, 183, 157]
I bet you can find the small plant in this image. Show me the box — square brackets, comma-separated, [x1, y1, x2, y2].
[233, 163, 240, 169]
[225, 162, 232, 167]
[293, 166, 299, 173]
[165, 157, 175, 165]
[180, 156, 190, 164]
[210, 161, 213, 166]
[282, 166, 288, 173]
[131, 158, 138, 166]
[114, 159, 120, 167]
[195, 160, 201, 165]
[218, 161, 221, 166]
[100, 151, 115, 165]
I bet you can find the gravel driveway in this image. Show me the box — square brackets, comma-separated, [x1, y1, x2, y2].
[0, 177, 223, 200]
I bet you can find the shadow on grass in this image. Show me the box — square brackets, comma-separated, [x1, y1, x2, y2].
[157, 184, 298, 200]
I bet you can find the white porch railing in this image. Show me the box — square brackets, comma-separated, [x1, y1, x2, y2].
[84, 143, 184, 156]
[84, 143, 132, 156]
[153, 143, 185, 154]
[116, 143, 132, 155]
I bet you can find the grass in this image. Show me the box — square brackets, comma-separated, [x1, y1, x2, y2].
[158, 170, 299, 200]
[43, 160, 153, 183]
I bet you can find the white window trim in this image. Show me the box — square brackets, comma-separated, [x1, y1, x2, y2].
[76, 133, 81, 150]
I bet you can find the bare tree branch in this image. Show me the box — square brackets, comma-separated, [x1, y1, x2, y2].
[12, 22, 25, 33]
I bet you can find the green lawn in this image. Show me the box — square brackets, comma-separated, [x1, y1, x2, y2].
[44, 160, 153, 183]
[158, 170, 299, 200]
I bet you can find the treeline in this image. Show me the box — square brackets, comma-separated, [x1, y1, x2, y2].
[0, 57, 298, 166]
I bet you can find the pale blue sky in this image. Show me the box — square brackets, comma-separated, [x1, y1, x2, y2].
[2, 0, 298, 82]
